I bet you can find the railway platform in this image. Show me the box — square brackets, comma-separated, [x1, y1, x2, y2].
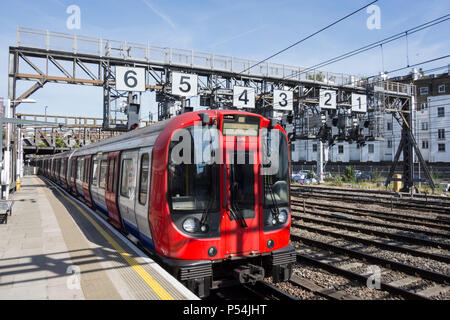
[0, 176, 198, 300]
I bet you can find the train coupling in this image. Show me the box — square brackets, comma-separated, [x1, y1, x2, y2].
[233, 264, 265, 285]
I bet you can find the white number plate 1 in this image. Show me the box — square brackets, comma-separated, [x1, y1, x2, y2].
[320, 89, 337, 109]
[233, 86, 255, 109]
[273, 90, 293, 111]
[351, 93, 367, 113]
[172, 72, 198, 97]
[116, 66, 146, 92]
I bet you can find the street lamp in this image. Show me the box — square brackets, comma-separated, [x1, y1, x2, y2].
[1, 98, 36, 199]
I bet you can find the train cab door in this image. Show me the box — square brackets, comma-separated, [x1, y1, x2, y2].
[222, 137, 261, 256]
[83, 155, 94, 207]
[106, 151, 122, 229]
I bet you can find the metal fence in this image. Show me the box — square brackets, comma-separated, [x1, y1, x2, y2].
[15, 27, 372, 89]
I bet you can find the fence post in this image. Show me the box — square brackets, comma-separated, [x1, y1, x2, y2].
[46, 30, 50, 50]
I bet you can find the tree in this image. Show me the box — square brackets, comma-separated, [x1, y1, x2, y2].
[342, 166, 356, 183]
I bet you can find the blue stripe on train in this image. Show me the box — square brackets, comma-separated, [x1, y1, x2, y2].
[123, 219, 155, 252]
[93, 200, 155, 252]
[94, 201, 109, 218]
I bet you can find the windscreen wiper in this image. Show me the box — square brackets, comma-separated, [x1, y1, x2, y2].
[229, 203, 248, 228]
[265, 182, 280, 218]
[200, 166, 217, 228]
[230, 184, 248, 228]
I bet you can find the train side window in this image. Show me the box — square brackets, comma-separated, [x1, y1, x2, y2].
[120, 159, 133, 198]
[139, 154, 149, 205]
[99, 160, 107, 189]
[92, 160, 99, 186]
[77, 159, 84, 182]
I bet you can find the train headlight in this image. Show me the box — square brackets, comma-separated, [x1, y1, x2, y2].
[182, 218, 198, 233]
[278, 210, 288, 224]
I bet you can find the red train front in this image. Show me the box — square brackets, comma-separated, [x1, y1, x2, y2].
[150, 110, 295, 296]
[36, 110, 296, 297]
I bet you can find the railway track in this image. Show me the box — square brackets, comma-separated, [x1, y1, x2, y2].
[292, 186, 450, 214]
[291, 235, 450, 300]
[292, 199, 450, 232]
[291, 208, 450, 250]
[288, 189, 450, 300]
[292, 184, 450, 201]
[209, 281, 299, 300]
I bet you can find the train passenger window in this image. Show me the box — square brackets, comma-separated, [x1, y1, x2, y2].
[99, 160, 107, 189]
[139, 154, 149, 205]
[120, 159, 134, 198]
[77, 158, 84, 182]
[92, 160, 99, 186]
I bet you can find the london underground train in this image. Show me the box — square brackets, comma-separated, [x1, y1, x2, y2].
[36, 110, 296, 297]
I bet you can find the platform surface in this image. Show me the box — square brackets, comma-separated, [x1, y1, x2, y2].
[0, 176, 198, 300]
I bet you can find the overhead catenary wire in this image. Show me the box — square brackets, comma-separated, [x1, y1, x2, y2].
[236, 0, 379, 76]
[282, 14, 450, 81]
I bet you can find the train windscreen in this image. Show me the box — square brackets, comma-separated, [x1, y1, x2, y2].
[168, 127, 220, 213]
[262, 131, 289, 207]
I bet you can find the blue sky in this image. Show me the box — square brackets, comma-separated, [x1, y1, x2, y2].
[0, 0, 449, 119]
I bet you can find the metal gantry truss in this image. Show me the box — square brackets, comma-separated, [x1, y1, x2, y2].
[7, 27, 433, 191]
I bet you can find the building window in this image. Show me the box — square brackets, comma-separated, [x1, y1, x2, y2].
[386, 122, 392, 130]
[419, 87, 429, 95]
[438, 144, 446, 152]
[387, 140, 392, 148]
[438, 84, 445, 93]
[438, 107, 445, 117]
[338, 145, 344, 154]
[421, 122, 428, 131]
[420, 103, 428, 111]
[422, 140, 429, 149]
[312, 144, 318, 152]
[368, 144, 374, 154]
[291, 144, 295, 152]
[438, 129, 445, 140]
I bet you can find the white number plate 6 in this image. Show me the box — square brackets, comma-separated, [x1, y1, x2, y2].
[116, 66, 146, 92]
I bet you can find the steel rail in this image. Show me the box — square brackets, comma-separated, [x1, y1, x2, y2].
[295, 252, 430, 300]
[291, 199, 450, 232]
[291, 203, 450, 238]
[291, 220, 450, 264]
[292, 213, 450, 250]
[292, 190, 450, 214]
[292, 186, 450, 207]
[291, 235, 450, 284]
[292, 185, 450, 201]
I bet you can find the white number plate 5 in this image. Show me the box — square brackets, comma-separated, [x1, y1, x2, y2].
[172, 72, 198, 97]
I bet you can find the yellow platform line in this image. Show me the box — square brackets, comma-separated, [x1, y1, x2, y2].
[52, 184, 174, 300]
